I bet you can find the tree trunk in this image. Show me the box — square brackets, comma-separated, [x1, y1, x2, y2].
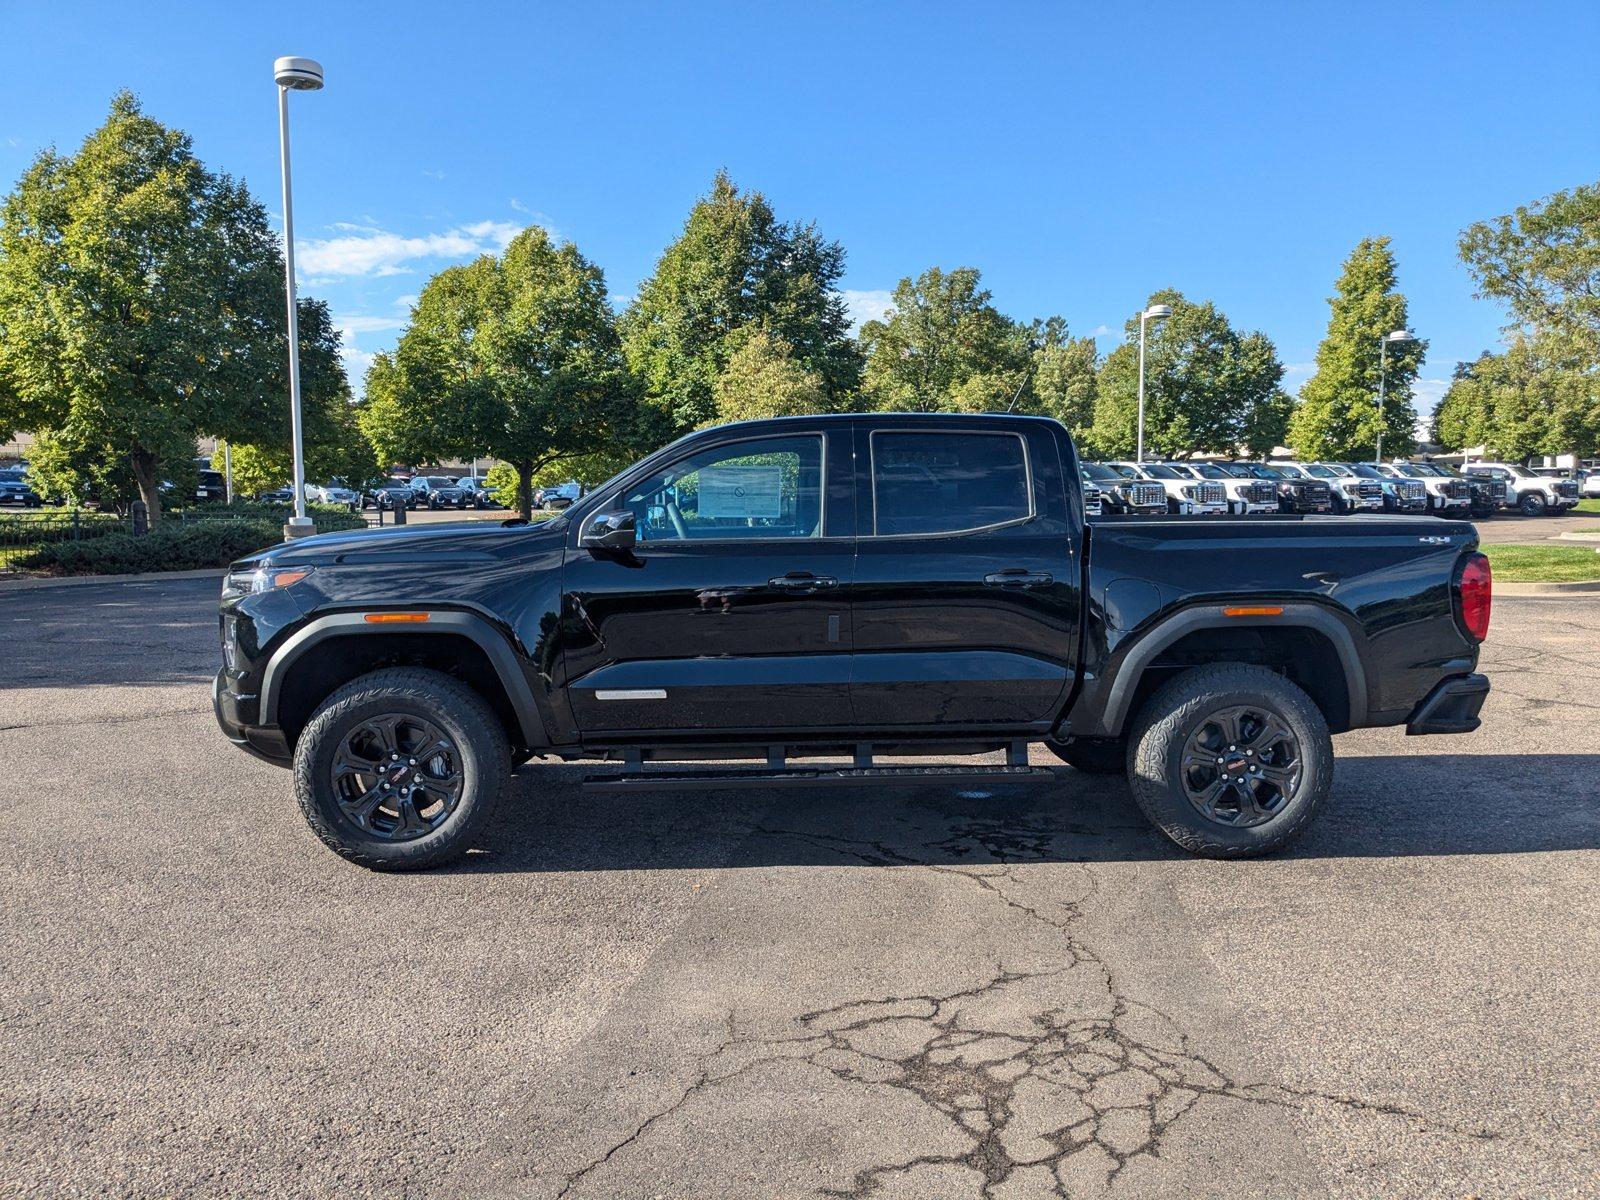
[516, 460, 533, 522]
[130, 446, 163, 527]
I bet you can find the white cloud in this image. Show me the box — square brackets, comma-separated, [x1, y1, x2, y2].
[840, 289, 894, 332]
[392, 294, 418, 309]
[1412, 376, 1450, 417]
[340, 346, 376, 393]
[334, 314, 405, 335]
[297, 220, 522, 280]
[1090, 324, 1117, 339]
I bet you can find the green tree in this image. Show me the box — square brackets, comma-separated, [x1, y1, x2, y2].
[359, 226, 648, 519]
[711, 330, 831, 425]
[1013, 316, 1100, 446]
[1089, 290, 1289, 458]
[1447, 182, 1600, 460]
[858, 267, 1029, 412]
[1434, 342, 1599, 460]
[0, 92, 323, 523]
[622, 171, 861, 432]
[1287, 237, 1426, 461]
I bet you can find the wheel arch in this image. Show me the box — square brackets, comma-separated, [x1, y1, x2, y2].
[260, 613, 546, 752]
[1096, 603, 1367, 738]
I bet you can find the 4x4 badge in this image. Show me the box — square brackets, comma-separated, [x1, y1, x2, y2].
[1419, 535, 1452, 544]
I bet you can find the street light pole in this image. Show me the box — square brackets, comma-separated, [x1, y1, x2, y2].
[1136, 303, 1172, 463]
[1374, 329, 1416, 464]
[273, 57, 324, 539]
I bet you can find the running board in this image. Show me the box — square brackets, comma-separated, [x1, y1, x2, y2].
[583, 762, 1053, 792]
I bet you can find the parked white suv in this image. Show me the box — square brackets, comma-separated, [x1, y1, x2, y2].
[1463, 463, 1580, 517]
[1103, 462, 1228, 515]
[1162, 462, 1276, 514]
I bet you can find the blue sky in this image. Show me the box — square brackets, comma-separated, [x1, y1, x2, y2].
[4, 1, 1597, 419]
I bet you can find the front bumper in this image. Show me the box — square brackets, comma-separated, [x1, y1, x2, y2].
[214, 671, 293, 766]
[1405, 673, 1490, 736]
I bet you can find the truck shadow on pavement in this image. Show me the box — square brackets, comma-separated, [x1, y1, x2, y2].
[451, 752, 1600, 874]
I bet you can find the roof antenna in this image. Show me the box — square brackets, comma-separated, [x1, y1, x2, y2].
[1005, 336, 1042, 414]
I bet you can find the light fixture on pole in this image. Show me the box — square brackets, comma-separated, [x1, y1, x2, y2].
[1374, 329, 1415, 464]
[1135, 303, 1173, 463]
[273, 56, 324, 539]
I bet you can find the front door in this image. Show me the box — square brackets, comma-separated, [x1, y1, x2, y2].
[560, 428, 855, 738]
[847, 420, 1082, 731]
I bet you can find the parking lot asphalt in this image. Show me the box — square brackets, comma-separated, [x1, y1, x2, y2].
[2, 578, 1596, 1198]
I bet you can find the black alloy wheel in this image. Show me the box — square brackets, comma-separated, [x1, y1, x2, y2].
[330, 714, 464, 840]
[1177, 705, 1300, 827]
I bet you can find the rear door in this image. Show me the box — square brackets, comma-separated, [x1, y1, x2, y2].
[848, 418, 1083, 731]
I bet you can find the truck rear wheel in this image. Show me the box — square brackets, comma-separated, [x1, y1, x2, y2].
[1128, 664, 1332, 858]
[292, 667, 510, 870]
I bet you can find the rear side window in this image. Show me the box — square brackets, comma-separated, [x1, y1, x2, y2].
[871, 431, 1031, 536]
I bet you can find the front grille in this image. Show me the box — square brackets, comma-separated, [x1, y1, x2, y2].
[1299, 482, 1330, 503]
[1083, 486, 1103, 516]
[1444, 480, 1470, 500]
[1401, 480, 1426, 502]
[1197, 483, 1225, 506]
[1247, 481, 1276, 504]
[1555, 480, 1578, 499]
[1490, 480, 1508, 502]
[1355, 481, 1383, 501]
[1129, 483, 1167, 509]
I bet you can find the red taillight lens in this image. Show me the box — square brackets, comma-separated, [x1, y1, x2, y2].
[1457, 552, 1492, 642]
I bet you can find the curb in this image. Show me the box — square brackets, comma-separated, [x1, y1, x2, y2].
[0, 567, 226, 592]
[1555, 531, 1600, 543]
[1496, 578, 1600, 596]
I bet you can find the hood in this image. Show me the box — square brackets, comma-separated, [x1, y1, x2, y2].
[238, 516, 567, 568]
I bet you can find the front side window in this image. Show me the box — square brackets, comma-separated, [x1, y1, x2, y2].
[621, 435, 823, 542]
[872, 431, 1030, 536]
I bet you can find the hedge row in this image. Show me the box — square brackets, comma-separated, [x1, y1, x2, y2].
[16, 505, 367, 575]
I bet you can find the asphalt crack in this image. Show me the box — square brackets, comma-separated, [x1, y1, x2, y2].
[554, 813, 1505, 1197]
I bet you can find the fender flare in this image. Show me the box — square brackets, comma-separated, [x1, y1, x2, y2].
[1096, 602, 1368, 737]
[258, 611, 546, 747]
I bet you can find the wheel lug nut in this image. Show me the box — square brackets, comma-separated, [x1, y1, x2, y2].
[408, 758, 416, 766]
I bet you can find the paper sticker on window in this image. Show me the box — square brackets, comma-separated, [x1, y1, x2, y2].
[699, 465, 783, 518]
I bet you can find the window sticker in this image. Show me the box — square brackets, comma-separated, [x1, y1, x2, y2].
[699, 465, 784, 518]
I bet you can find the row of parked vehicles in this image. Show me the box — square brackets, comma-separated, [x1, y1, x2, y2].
[1080, 458, 1592, 519]
[258, 475, 587, 514]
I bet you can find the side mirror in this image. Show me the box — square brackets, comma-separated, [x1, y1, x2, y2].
[579, 510, 636, 551]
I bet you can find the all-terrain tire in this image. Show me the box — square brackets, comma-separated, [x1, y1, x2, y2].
[1518, 491, 1546, 517]
[1045, 737, 1128, 775]
[1127, 663, 1332, 858]
[293, 667, 510, 870]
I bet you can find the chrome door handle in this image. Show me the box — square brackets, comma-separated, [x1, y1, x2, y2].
[769, 573, 838, 590]
[984, 570, 1052, 588]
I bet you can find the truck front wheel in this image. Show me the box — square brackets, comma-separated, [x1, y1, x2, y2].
[1128, 664, 1332, 858]
[1518, 492, 1546, 517]
[292, 667, 510, 870]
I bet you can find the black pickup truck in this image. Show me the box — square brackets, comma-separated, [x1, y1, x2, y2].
[215, 413, 1492, 869]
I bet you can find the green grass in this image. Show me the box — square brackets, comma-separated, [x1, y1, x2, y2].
[1482, 542, 1600, 583]
[1575, 497, 1600, 514]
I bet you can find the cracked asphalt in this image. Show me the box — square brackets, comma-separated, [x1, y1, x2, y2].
[2, 578, 1597, 1198]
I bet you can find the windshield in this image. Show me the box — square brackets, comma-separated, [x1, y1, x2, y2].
[0, 469, 24, 482]
[1139, 465, 1184, 480]
[1303, 464, 1338, 479]
[1215, 463, 1255, 479]
[1185, 464, 1229, 479]
[1349, 464, 1386, 479]
[1272, 463, 1308, 478]
[1080, 463, 1121, 482]
[423, 477, 456, 487]
[1407, 463, 1448, 478]
[1501, 464, 1537, 479]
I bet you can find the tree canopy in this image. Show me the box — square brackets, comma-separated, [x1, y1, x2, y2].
[1438, 181, 1600, 459]
[359, 226, 648, 518]
[621, 171, 860, 433]
[0, 92, 332, 521]
[1286, 237, 1425, 461]
[1088, 290, 1289, 458]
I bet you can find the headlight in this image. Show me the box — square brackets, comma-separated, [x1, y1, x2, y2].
[1181, 485, 1197, 497]
[223, 564, 313, 599]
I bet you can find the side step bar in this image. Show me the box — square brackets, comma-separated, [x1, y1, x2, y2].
[582, 741, 1053, 792]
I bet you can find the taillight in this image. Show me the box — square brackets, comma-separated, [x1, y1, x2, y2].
[1456, 552, 1491, 642]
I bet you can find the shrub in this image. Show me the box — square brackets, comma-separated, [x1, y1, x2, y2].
[23, 519, 285, 575]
